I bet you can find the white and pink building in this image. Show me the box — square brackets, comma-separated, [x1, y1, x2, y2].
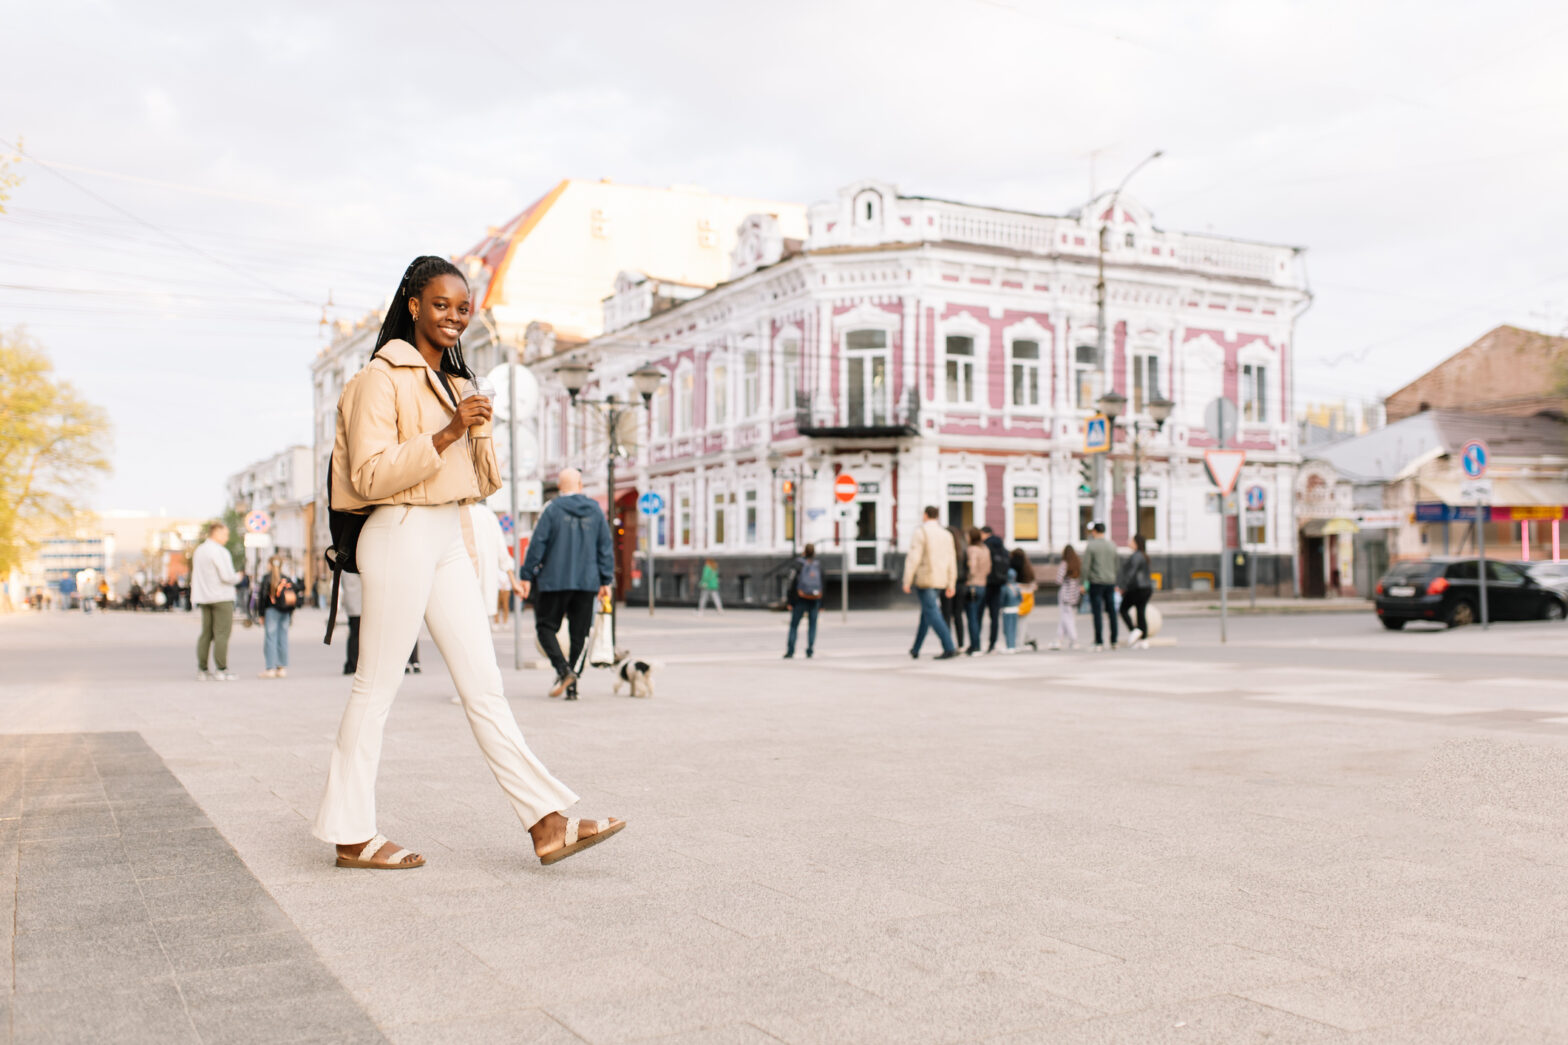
[534, 180, 1311, 605]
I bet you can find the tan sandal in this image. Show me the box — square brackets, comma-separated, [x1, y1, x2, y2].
[539, 817, 624, 865]
[335, 833, 425, 870]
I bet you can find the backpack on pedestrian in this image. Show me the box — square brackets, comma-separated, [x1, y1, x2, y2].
[796, 559, 823, 600]
[988, 543, 1010, 585]
[321, 451, 369, 644]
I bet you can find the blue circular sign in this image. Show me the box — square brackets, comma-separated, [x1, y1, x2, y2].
[638, 491, 665, 515]
[1245, 485, 1266, 510]
[497, 513, 513, 535]
[1461, 440, 1488, 478]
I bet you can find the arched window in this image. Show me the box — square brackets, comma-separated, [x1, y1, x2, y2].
[945, 335, 976, 405]
[709, 356, 729, 427]
[854, 190, 881, 226]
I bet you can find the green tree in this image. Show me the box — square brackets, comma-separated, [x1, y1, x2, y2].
[219, 506, 246, 570]
[0, 329, 113, 576]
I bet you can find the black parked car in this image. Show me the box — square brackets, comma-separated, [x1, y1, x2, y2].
[1374, 557, 1567, 629]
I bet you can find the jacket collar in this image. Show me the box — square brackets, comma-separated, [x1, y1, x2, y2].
[375, 339, 458, 410]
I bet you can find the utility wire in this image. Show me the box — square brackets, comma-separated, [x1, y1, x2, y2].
[1, 136, 320, 308]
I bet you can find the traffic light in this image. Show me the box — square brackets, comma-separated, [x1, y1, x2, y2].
[782, 480, 794, 498]
[1078, 458, 1094, 498]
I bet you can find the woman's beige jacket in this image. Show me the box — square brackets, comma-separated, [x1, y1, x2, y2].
[330, 339, 502, 511]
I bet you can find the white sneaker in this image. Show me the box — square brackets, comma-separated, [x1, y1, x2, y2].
[1047, 641, 1061, 651]
[258, 668, 277, 679]
[275, 668, 287, 678]
[1137, 639, 1151, 650]
[212, 671, 237, 681]
[1127, 629, 1143, 644]
[196, 670, 212, 681]
[1091, 644, 1105, 653]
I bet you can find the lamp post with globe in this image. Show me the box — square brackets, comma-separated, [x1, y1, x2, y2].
[1096, 391, 1174, 541]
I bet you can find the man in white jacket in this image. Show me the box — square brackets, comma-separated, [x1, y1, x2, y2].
[902, 505, 959, 660]
[192, 522, 243, 680]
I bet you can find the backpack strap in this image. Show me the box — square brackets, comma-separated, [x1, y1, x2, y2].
[323, 566, 341, 645]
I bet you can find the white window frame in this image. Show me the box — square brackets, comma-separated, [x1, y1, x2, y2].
[1074, 343, 1099, 411]
[1130, 345, 1164, 415]
[1237, 342, 1279, 427]
[741, 350, 760, 419]
[775, 331, 801, 416]
[708, 354, 729, 429]
[653, 383, 672, 439]
[944, 334, 977, 407]
[674, 362, 694, 435]
[1002, 319, 1050, 414]
[843, 328, 892, 427]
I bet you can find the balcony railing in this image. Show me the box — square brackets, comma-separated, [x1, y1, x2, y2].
[795, 386, 920, 437]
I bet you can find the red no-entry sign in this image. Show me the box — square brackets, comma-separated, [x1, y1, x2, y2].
[834, 473, 858, 503]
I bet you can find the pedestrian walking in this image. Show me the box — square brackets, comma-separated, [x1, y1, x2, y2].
[258, 556, 298, 679]
[341, 573, 362, 675]
[1117, 533, 1155, 648]
[981, 525, 1009, 652]
[964, 528, 988, 655]
[696, 558, 724, 615]
[518, 467, 615, 700]
[1052, 545, 1083, 650]
[314, 255, 621, 871]
[943, 524, 968, 650]
[903, 505, 959, 660]
[783, 543, 822, 659]
[1083, 521, 1119, 650]
[1009, 548, 1038, 651]
[467, 503, 519, 631]
[192, 522, 242, 681]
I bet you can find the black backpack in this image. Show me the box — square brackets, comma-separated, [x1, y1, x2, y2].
[321, 452, 368, 644]
[988, 541, 1010, 585]
[796, 559, 824, 600]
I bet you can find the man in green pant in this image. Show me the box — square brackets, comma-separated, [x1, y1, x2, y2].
[1083, 520, 1120, 651]
[192, 522, 244, 680]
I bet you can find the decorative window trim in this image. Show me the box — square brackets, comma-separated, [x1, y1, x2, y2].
[936, 312, 989, 410]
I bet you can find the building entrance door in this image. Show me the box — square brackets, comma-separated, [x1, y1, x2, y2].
[852, 501, 880, 570]
[947, 501, 974, 531]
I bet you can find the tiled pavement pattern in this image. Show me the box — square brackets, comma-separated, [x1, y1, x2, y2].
[0, 732, 384, 1045]
[2, 609, 1568, 1043]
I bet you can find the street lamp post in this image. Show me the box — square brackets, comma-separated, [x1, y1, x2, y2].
[1093, 149, 1163, 525]
[556, 359, 666, 643]
[1097, 392, 1174, 545]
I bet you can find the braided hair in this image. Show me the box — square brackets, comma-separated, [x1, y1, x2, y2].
[372, 255, 475, 379]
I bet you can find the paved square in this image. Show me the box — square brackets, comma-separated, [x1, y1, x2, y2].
[2, 604, 1566, 1043]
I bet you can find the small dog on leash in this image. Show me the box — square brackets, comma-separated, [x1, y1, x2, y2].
[612, 651, 655, 698]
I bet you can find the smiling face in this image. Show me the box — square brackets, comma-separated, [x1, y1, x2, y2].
[407, 273, 471, 352]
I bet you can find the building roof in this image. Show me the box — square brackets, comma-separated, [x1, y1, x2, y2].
[458, 180, 570, 312]
[1384, 324, 1568, 421]
[1309, 410, 1568, 481]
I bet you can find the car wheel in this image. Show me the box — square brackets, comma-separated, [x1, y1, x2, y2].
[1545, 599, 1566, 622]
[1380, 618, 1406, 630]
[1446, 600, 1475, 628]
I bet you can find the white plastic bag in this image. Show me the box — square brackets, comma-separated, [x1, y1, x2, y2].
[588, 595, 616, 668]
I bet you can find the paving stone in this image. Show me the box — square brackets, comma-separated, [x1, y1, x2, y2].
[185, 991, 384, 1045]
[18, 809, 120, 841]
[13, 921, 173, 992]
[160, 927, 321, 974]
[382, 1009, 583, 1045]
[12, 979, 200, 1045]
[989, 992, 1346, 1044]
[14, 878, 148, 931]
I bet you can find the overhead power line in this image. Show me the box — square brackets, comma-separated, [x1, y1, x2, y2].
[1, 136, 320, 308]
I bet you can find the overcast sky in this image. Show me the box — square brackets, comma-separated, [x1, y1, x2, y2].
[4, 0, 1566, 517]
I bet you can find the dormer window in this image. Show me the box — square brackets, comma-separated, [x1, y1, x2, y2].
[1124, 231, 1136, 248]
[854, 190, 881, 226]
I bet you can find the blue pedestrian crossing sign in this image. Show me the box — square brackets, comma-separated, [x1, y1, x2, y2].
[1461, 440, 1488, 478]
[638, 491, 665, 515]
[1083, 414, 1111, 454]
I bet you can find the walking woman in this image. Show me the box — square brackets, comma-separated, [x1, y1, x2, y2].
[963, 528, 988, 655]
[258, 556, 297, 678]
[313, 255, 622, 870]
[1117, 533, 1155, 648]
[696, 558, 723, 615]
[1052, 544, 1083, 650]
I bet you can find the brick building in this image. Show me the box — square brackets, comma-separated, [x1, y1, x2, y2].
[1385, 325, 1568, 423]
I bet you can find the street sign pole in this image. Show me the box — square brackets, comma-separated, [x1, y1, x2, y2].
[649, 511, 657, 617]
[509, 358, 522, 670]
[1478, 499, 1489, 629]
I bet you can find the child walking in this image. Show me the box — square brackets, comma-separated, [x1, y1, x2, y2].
[1052, 544, 1083, 651]
[1000, 568, 1023, 653]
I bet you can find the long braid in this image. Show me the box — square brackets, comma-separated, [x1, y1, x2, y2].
[372, 255, 475, 380]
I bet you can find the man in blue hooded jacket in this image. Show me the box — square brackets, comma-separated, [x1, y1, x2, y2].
[519, 468, 614, 698]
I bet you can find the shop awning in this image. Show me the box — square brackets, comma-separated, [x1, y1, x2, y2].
[1302, 517, 1360, 537]
[1418, 477, 1568, 508]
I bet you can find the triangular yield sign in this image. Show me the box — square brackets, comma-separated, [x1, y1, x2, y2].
[1204, 449, 1247, 495]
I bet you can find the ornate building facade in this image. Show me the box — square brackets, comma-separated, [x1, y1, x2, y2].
[537, 180, 1312, 605]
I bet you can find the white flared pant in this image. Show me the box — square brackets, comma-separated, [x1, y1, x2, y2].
[312, 504, 578, 844]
